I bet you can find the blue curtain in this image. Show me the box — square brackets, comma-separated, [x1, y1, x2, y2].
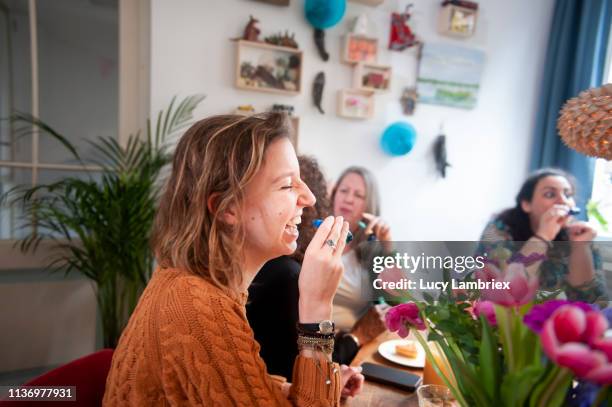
[531, 0, 611, 212]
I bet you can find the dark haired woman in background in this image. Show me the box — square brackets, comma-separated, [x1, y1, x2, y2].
[477, 168, 608, 303]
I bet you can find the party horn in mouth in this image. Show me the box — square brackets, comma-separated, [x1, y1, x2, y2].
[569, 207, 581, 216]
[312, 219, 353, 243]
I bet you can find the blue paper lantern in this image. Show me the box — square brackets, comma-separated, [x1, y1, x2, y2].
[304, 0, 346, 29]
[380, 122, 417, 156]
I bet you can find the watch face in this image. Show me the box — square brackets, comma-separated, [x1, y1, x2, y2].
[319, 320, 333, 334]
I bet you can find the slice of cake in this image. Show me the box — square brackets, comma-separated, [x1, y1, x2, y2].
[395, 341, 418, 358]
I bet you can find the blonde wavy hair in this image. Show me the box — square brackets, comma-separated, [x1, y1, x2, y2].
[152, 112, 292, 292]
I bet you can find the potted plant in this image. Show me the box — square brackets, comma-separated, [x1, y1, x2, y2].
[4, 95, 205, 347]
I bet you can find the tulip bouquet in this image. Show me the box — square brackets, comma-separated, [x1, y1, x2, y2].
[384, 253, 612, 407]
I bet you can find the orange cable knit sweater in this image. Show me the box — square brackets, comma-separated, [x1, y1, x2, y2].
[103, 267, 341, 406]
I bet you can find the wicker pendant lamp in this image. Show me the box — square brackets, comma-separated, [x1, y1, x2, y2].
[557, 83, 612, 160]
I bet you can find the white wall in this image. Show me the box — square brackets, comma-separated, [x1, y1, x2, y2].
[150, 0, 554, 240]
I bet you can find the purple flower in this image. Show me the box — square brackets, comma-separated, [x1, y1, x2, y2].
[524, 300, 595, 334]
[473, 300, 497, 326]
[385, 302, 426, 338]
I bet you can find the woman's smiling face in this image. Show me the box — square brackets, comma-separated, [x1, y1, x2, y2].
[242, 138, 316, 263]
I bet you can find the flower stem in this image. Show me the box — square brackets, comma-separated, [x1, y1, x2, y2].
[500, 306, 515, 372]
[537, 367, 572, 407]
[413, 330, 468, 407]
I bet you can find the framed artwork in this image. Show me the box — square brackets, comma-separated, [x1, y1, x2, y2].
[354, 62, 391, 93]
[343, 34, 378, 64]
[337, 89, 375, 119]
[438, 3, 478, 37]
[417, 43, 485, 109]
[235, 40, 302, 95]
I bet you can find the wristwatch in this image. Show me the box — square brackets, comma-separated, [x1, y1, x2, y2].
[297, 320, 335, 335]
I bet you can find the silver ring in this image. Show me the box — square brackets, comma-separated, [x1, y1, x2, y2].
[325, 239, 336, 249]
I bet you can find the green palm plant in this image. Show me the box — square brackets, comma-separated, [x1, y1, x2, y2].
[4, 94, 205, 347]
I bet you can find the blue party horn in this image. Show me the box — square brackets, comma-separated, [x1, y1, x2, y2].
[358, 220, 377, 241]
[569, 207, 581, 216]
[312, 219, 353, 243]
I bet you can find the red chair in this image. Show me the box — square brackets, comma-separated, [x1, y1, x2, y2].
[0, 349, 114, 407]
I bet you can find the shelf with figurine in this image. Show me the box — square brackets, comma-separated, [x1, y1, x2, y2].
[438, 0, 479, 38]
[233, 16, 303, 95]
[342, 33, 378, 64]
[354, 62, 392, 93]
[337, 89, 375, 120]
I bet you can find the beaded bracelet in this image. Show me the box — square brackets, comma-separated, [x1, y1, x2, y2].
[532, 234, 553, 249]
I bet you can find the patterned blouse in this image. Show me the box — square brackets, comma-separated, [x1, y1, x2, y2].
[476, 219, 609, 304]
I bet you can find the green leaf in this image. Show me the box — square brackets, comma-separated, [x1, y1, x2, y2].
[10, 112, 81, 161]
[437, 339, 491, 407]
[528, 364, 558, 407]
[500, 366, 546, 407]
[479, 315, 501, 401]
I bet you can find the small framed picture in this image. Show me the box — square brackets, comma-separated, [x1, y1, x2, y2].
[337, 89, 375, 119]
[438, 3, 478, 37]
[354, 62, 391, 93]
[235, 40, 302, 95]
[343, 34, 378, 64]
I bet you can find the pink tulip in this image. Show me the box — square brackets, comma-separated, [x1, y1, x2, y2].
[475, 262, 538, 306]
[473, 300, 497, 326]
[541, 305, 612, 385]
[385, 302, 426, 338]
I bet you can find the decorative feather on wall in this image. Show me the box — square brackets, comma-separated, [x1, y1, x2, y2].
[433, 126, 451, 177]
[313, 72, 326, 114]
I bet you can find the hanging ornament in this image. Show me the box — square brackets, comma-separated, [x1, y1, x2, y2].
[389, 4, 420, 51]
[380, 122, 417, 156]
[400, 88, 418, 115]
[557, 83, 612, 160]
[305, 0, 346, 62]
[314, 29, 329, 61]
[304, 0, 346, 29]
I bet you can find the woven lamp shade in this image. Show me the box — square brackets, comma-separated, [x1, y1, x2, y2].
[557, 83, 612, 160]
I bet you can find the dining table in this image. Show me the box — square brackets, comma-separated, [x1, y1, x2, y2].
[345, 331, 423, 407]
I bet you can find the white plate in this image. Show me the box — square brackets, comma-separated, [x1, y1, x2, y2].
[377, 339, 426, 368]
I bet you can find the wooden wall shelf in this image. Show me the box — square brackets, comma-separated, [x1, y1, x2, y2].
[235, 40, 303, 95]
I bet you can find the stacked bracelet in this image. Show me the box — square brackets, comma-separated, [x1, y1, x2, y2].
[296, 334, 337, 386]
[296, 328, 335, 340]
[297, 335, 334, 355]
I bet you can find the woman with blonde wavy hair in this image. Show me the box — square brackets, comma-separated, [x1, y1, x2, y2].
[103, 113, 363, 406]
